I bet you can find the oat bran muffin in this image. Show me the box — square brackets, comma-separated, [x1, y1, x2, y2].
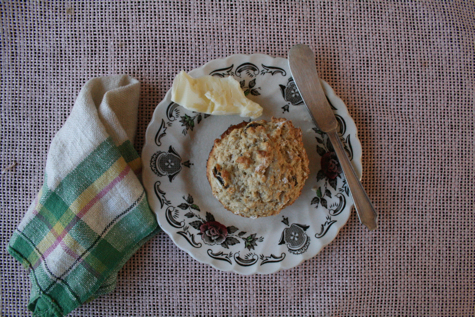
[206, 117, 310, 218]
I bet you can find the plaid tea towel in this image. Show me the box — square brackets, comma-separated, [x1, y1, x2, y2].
[8, 75, 160, 317]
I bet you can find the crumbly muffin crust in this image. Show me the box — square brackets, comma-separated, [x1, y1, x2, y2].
[206, 118, 310, 218]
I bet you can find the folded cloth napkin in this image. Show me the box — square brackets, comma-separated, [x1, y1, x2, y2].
[8, 75, 160, 317]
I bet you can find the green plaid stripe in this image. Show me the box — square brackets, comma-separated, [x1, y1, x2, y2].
[8, 138, 159, 316]
[54, 138, 122, 206]
[117, 140, 140, 163]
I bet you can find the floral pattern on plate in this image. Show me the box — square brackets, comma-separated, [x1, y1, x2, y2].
[142, 54, 362, 275]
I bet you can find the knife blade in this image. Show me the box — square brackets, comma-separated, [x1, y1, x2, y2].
[288, 44, 378, 231]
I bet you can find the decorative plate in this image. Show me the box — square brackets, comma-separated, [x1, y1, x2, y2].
[142, 54, 362, 275]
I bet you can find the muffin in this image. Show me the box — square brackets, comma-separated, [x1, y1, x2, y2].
[206, 117, 310, 218]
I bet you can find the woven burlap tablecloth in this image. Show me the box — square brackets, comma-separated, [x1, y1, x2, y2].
[1, 1, 474, 316]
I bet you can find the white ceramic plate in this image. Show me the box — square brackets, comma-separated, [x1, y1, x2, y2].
[142, 54, 361, 275]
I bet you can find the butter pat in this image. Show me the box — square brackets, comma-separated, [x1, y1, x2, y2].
[171, 71, 263, 119]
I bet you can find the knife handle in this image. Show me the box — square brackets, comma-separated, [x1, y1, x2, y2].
[327, 130, 379, 230]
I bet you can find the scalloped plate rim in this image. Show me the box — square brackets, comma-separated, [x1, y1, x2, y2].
[142, 53, 362, 275]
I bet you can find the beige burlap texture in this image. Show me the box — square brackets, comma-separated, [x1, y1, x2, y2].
[1, 1, 474, 316]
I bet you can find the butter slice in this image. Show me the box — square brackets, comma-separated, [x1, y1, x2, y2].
[171, 71, 263, 119]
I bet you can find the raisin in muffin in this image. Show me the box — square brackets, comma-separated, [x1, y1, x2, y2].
[206, 118, 309, 218]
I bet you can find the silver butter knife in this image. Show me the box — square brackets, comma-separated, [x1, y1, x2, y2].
[288, 44, 378, 230]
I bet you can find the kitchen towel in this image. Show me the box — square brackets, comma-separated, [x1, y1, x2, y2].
[8, 75, 160, 316]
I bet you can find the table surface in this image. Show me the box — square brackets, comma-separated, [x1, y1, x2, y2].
[1, 1, 474, 316]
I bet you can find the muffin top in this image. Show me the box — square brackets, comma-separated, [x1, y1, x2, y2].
[206, 117, 310, 218]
